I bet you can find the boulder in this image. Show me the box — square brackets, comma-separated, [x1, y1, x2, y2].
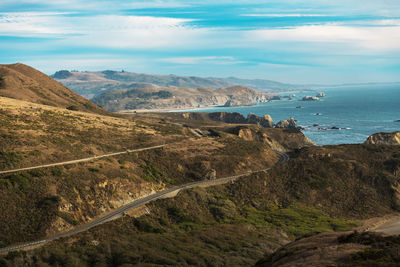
[364, 131, 400, 145]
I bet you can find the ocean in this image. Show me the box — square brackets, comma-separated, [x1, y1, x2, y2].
[185, 84, 400, 145]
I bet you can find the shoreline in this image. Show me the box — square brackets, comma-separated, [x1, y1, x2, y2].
[118, 105, 224, 114]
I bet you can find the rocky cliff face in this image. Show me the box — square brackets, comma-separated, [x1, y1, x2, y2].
[181, 112, 275, 128]
[275, 118, 302, 130]
[364, 131, 400, 145]
[228, 126, 315, 152]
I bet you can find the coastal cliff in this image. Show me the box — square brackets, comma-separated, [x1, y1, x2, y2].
[91, 85, 272, 112]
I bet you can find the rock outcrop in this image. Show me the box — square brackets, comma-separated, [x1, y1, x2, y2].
[247, 114, 274, 128]
[275, 118, 302, 130]
[208, 112, 248, 124]
[316, 92, 326, 97]
[181, 112, 275, 128]
[364, 131, 400, 145]
[302, 96, 320, 101]
[223, 99, 253, 107]
[229, 125, 315, 151]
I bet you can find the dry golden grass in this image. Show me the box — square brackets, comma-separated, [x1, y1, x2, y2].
[0, 63, 108, 115]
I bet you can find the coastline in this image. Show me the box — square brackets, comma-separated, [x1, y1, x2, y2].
[118, 105, 223, 114]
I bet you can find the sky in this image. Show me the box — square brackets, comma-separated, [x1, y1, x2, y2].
[0, 0, 400, 84]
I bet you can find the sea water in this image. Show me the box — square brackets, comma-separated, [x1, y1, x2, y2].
[185, 84, 400, 145]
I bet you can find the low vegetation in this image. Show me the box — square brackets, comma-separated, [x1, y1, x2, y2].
[339, 231, 400, 265]
[0, 184, 357, 266]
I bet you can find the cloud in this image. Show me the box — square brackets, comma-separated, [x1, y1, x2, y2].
[0, 12, 207, 49]
[242, 14, 330, 17]
[246, 24, 400, 53]
[158, 56, 244, 65]
[0, 12, 74, 36]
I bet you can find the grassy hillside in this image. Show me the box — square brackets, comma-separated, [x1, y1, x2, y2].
[1, 96, 313, 250]
[2, 142, 399, 265]
[0, 64, 107, 115]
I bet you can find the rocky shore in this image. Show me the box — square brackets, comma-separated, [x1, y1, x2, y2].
[180, 112, 302, 130]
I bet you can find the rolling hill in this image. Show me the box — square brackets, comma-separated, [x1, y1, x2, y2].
[92, 85, 272, 112]
[51, 69, 299, 100]
[0, 63, 107, 115]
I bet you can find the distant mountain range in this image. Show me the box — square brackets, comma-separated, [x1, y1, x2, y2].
[51, 70, 304, 100]
[51, 70, 283, 112]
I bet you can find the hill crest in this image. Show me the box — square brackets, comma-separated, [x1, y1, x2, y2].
[0, 63, 108, 115]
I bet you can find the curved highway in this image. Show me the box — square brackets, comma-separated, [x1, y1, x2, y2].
[0, 150, 289, 254]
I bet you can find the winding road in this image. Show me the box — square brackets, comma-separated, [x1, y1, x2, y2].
[0, 145, 166, 175]
[0, 148, 289, 254]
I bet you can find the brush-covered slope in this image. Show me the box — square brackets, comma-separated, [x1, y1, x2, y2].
[0, 63, 107, 115]
[256, 231, 400, 266]
[3, 138, 400, 266]
[2, 98, 318, 252]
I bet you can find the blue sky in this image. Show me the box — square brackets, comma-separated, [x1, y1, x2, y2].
[1, 0, 400, 84]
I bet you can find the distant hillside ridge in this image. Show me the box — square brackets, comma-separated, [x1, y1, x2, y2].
[51, 69, 300, 99]
[0, 63, 108, 115]
[92, 85, 273, 112]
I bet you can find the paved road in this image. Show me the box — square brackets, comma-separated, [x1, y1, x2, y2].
[0, 150, 289, 254]
[374, 217, 400, 235]
[0, 145, 166, 175]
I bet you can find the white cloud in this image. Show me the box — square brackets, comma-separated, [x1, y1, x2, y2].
[158, 56, 244, 64]
[0, 12, 207, 49]
[242, 14, 329, 17]
[246, 24, 400, 53]
[0, 12, 74, 36]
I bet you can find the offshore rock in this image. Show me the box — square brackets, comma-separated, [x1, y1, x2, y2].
[302, 96, 320, 101]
